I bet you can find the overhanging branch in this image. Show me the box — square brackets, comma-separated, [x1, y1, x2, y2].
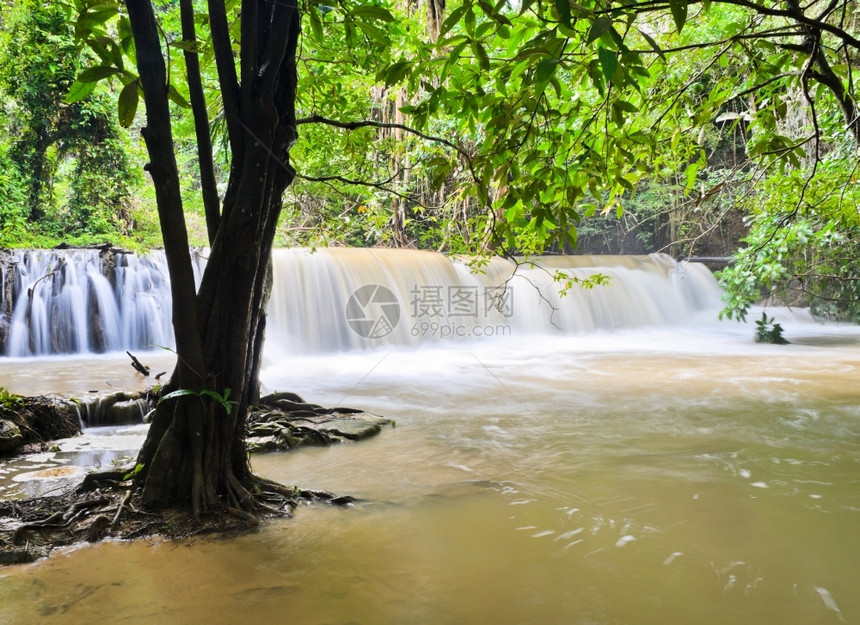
[296, 114, 473, 162]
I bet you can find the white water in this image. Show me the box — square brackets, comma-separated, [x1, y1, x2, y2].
[2, 248, 726, 356]
[2, 326, 860, 625]
[1, 250, 175, 356]
[266, 248, 725, 353]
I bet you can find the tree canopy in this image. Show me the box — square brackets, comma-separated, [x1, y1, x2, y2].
[0, 0, 856, 318]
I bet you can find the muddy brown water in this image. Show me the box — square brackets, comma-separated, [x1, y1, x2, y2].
[1, 326, 859, 625]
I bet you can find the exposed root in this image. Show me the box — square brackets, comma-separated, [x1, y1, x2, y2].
[111, 490, 133, 531]
[78, 469, 130, 492]
[1, 475, 359, 565]
[12, 495, 110, 545]
[227, 472, 257, 511]
[224, 506, 259, 527]
[1, 392, 388, 565]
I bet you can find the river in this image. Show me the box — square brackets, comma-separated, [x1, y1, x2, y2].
[0, 250, 858, 624]
[1, 324, 859, 625]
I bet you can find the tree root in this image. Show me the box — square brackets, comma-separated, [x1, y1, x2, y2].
[2, 473, 361, 564]
[78, 469, 131, 492]
[12, 495, 110, 545]
[111, 490, 133, 531]
[224, 506, 259, 527]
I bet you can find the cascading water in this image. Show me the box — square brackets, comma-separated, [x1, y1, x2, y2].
[0, 249, 202, 357]
[265, 248, 724, 353]
[3, 248, 860, 625]
[1, 247, 725, 357]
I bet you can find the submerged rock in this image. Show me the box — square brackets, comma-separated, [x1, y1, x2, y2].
[0, 418, 23, 452]
[315, 415, 387, 441]
[246, 393, 392, 453]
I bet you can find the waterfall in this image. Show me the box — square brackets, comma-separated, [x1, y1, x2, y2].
[0, 248, 724, 357]
[266, 248, 724, 353]
[0, 249, 181, 357]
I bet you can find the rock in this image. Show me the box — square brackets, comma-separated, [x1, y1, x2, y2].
[0, 547, 43, 565]
[0, 418, 23, 453]
[245, 406, 392, 452]
[315, 417, 382, 441]
[75, 391, 153, 426]
[260, 391, 305, 405]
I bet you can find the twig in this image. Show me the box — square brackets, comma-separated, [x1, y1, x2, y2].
[111, 490, 133, 531]
[127, 351, 151, 376]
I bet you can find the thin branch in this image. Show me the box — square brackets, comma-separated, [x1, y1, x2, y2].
[207, 0, 242, 154]
[296, 114, 473, 162]
[296, 171, 437, 205]
[180, 0, 221, 244]
[732, 71, 803, 100]
[715, 0, 860, 49]
[630, 27, 805, 55]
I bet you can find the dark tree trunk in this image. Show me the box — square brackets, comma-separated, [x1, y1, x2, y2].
[126, 0, 300, 518]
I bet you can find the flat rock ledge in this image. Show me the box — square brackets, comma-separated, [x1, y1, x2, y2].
[247, 392, 393, 452]
[0, 389, 391, 458]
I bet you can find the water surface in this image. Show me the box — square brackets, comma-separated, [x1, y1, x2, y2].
[1, 325, 859, 625]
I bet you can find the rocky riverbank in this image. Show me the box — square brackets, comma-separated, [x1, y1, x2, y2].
[0, 389, 392, 564]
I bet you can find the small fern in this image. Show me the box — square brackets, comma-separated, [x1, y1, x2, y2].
[754, 312, 788, 344]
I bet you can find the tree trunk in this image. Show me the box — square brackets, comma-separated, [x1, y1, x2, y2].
[128, 0, 300, 517]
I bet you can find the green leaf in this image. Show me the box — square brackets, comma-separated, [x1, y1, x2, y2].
[554, 0, 571, 26]
[380, 60, 411, 86]
[118, 16, 136, 59]
[158, 389, 199, 405]
[65, 80, 97, 103]
[587, 60, 605, 95]
[464, 6, 476, 35]
[614, 99, 639, 113]
[117, 81, 139, 128]
[77, 7, 120, 33]
[309, 11, 324, 42]
[439, 5, 468, 37]
[200, 388, 237, 415]
[473, 41, 490, 71]
[535, 58, 560, 83]
[597, 47, 618, 82]
[442, 39, 470, 79]
[587, 18, 613, 44]
[668, 0, 688, 33]
[92, 35, 124, 70]
[356, 20, 389, 45]
[170, 39, 205, 53]
[638, 29, 666, 61]
[350, 5, 395, 21]
[684, 162, 699, 191]
[167, 84, 190, 108]
[78, 65, 121, 82]
[123, 463, 144, 481]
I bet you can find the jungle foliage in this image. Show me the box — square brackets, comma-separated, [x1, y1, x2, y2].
[0, 0, 857, 321]
[0, 1, 153, 248]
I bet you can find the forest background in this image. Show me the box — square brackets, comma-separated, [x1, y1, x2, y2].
[0, 0, 857, 322]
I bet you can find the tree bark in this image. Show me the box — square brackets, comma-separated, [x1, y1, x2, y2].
[128, 0, 300, 517]
[180, 0, 222, 244]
